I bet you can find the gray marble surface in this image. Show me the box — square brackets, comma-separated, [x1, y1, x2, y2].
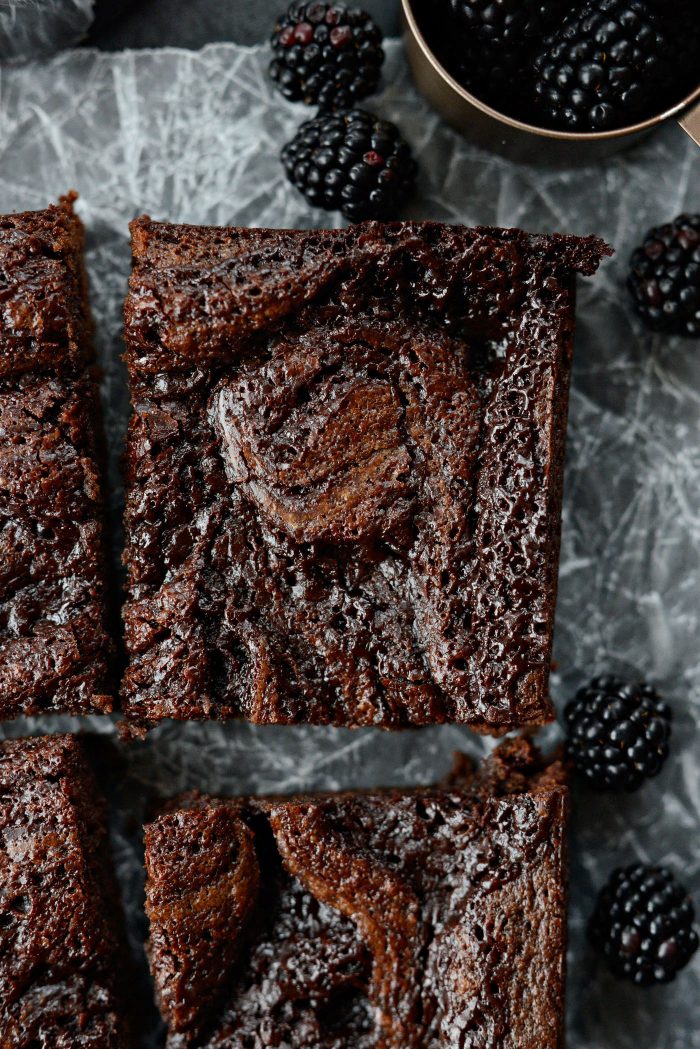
[0, 15, 698, 1049]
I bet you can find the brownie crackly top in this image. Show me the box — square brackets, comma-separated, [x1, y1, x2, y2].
[0, 734, 131, 1047]
[123, 219, 610, 730]
[0, 198, 113, 718]
[145, 737, 569, 1049]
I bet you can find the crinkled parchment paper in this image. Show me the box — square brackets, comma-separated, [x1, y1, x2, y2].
[0, 39, 698, 1048]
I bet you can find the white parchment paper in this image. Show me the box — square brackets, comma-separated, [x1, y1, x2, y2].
[0, 39, 698, 1048]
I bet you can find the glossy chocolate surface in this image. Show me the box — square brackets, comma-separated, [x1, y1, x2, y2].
[145, 738, 569, 1048]
[0, 200, 112, 718]
[0, 734, 130, 1047]
[123, 219, 609, 730]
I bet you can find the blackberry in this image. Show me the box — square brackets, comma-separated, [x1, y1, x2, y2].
[590, 865, 699, 985]
[531, 0, 674, 132]
[447, 0, 566, 111]
[564, 676, 671, 791]
[649, 0, 700, 100]
[269, 3, 384, 112]
[627, 214, 700, 337]
[281, 109, 418, 222]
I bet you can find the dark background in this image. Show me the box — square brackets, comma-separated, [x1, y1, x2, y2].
[89, 0, 401, 50]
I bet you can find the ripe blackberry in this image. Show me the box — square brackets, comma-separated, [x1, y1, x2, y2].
[627, 214, 700, 337]
[269, 3, 384, 112]
[649, 0, 700, 99]
[590, 865, 699, 985]
[531, 0, 674, 132]
[447, 0, 566, 111]
[281, 109, 418, 222]
[564, 676, 671, 791]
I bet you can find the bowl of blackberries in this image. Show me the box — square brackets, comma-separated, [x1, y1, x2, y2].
[403, 0, 700, 159]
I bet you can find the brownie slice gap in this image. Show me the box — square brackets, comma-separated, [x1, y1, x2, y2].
[144, 737, 569, 1049]
[122, 219, 610, 732]
[0, 195, 113, 718]
[0, 733, 132, 1047]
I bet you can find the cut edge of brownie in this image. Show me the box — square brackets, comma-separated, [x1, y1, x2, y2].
[0, 733, 132, 1047]
[0, 195, 114, 718]
[144, 736, 569, 1048]
[122, 218, 611, 732]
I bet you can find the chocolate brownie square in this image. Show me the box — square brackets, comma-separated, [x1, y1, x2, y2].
[0, 197, 113, 718]
[0, 734, 131, 1046]
[144, 737, 569, 1048]
[122, 219, 609, 730]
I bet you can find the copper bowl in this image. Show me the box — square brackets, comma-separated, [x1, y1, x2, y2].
[402, 0, 700, 164]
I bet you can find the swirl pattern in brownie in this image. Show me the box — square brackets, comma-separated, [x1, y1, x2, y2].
[122, 219, 610, 729]
[144, 737, 569, 1049]
[0, 198, 113, 718]
[0, 734, 132, 1047]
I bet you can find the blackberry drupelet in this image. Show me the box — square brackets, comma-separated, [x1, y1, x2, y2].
[628, 214, 700, 337]
[590, 865, 699, 985]
[564, 676, 671, 791]
[281, 109, 418, 221]
[532, 0, 674, 132]
[649, 0, 700, 98]
[448, 0, 566, 111]
[269, 3, 384, 111]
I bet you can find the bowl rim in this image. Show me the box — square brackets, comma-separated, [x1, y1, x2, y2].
[401, 0, 700, 142]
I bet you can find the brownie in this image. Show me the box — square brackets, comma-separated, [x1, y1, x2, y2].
[0, 734, 131, 1047]
[0, 196, 113, 718]
[122, 218, 610, 731]
[144, 737, 569, 1048]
